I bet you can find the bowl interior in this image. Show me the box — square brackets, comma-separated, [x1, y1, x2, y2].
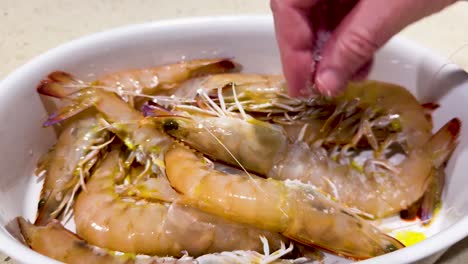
[1, 16, 468, 264]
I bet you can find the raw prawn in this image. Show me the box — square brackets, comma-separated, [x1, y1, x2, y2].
[267, 118, 460, 218]
[97, 58, 237, 94]
[150, 91, 460, 218]
[34, 112, 110, 225]
[74, 146, 288, 256]
[154, 79, 432, 151]
[38, 72, 175, 173]
[18, 217, 314, 264]
[279, 80, 433, 152]
[38, 59, 236, 99]
[35, 66, 182, 225]
[332, 81, 433, 149]
[164, 143, 405, 260]
[37, 71, 173, 224]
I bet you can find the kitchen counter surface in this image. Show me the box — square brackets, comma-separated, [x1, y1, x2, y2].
[1, 0, 468, 263]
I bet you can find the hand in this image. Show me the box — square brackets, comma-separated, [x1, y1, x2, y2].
[271, 0, 458, 97]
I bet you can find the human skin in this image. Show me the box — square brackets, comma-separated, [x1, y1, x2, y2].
[271, 0, 458, 97]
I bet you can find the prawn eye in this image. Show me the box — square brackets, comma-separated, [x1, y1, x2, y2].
[163, 119, 179, 132]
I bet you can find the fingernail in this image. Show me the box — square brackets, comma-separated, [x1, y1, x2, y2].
[315, 68, 345, 96]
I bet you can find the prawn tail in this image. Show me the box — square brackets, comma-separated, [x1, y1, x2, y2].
[37, 71, 84, 98]
[426, 117, 461, 168]
[43, 98, 95, 127]
[17, 217, 38, 246]
[18, 217, 76, 246]
[17, 217, 136, 264]
[419, 168, 445, 225]
[38, 72, 98, 127]
[188, 58, 238, 77]
[419, 117, 461, 224]
[421, 102, 440, 126]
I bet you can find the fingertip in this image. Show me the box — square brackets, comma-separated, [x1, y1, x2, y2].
[287, 86, 304, 98]
[315, 67, 346, 96]
[286, 78, 315, 98]
[281, 50, 316, 98]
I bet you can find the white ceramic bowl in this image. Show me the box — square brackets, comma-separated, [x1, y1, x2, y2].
[1, 16, 467, 264]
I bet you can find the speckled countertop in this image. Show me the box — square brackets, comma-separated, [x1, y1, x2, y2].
[1, 0, 468, 263]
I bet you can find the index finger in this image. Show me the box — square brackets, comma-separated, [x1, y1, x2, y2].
[271, 0, 320, 97]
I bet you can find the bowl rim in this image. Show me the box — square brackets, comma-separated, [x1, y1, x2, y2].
[1, 15, 467, 264]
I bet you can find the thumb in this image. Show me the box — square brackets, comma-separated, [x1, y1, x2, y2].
[315, 0, 457, 95]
